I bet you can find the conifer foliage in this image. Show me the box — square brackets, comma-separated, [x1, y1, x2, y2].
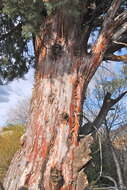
[0, 0, 45, 83]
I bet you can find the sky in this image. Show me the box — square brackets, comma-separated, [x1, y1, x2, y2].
[0, 68, 34, 127]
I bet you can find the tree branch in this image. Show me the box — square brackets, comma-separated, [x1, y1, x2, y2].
[80, 0, 122, 81]
[103, 11, 127, 55]
[79, 91, 127, 136]
[114, 10, 127, 28]
[91, 0, 122, 63]
[105, 34, 127, 55]
[112, 22, 127, 41]
[112, 90, 127, 104]
[105, 54, 127, 63]
[103, 0, 122, 27]
[113, 40, 127, 47]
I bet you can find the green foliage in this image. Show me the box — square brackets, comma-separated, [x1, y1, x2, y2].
[0, 0, 46, 83]
[0, 125, 24, 181]
[44, 0, 81, 18]
[0, 14, 33, 83]
[3, 0, 45, 33]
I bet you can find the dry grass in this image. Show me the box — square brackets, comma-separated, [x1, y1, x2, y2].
[0, 125, 24, 181]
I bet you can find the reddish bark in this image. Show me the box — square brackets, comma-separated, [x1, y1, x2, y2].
[4, 62, 93, 190]
[3, 1, 122, 189]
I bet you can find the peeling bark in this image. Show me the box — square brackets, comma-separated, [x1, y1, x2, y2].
[4, 71, 93, 190]
[4, 51, 93, 190]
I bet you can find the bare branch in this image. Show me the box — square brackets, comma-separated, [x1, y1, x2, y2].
[114, 10, 127, 27]
[102, 175, 118, 188]
[103, 11, 127, 55]
[105, 34, 127, 54]
[80, 91, 127, 136]
[93, 91, 127, 127]
[113, 40, 127, 46]
[103, 0, 122, 22]
[112, 90, 127, 104]
[112, 22, 127, 41]
[105, 54, 127, 63]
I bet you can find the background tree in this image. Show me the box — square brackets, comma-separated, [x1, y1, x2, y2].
[0, 0, 127, 189]
[7, 98, 30, 126]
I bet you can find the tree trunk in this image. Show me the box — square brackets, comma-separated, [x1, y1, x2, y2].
[4, 53, 93, 190]
[4, 43, 93, 190]
[3, 2, 120, 189]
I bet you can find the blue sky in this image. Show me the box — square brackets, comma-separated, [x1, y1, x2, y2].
[0, 68, 34, 127]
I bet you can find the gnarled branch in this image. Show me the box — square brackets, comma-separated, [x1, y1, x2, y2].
[79, 91, 127, 136]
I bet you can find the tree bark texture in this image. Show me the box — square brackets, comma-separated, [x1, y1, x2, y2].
[4, 1, 122, 189]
